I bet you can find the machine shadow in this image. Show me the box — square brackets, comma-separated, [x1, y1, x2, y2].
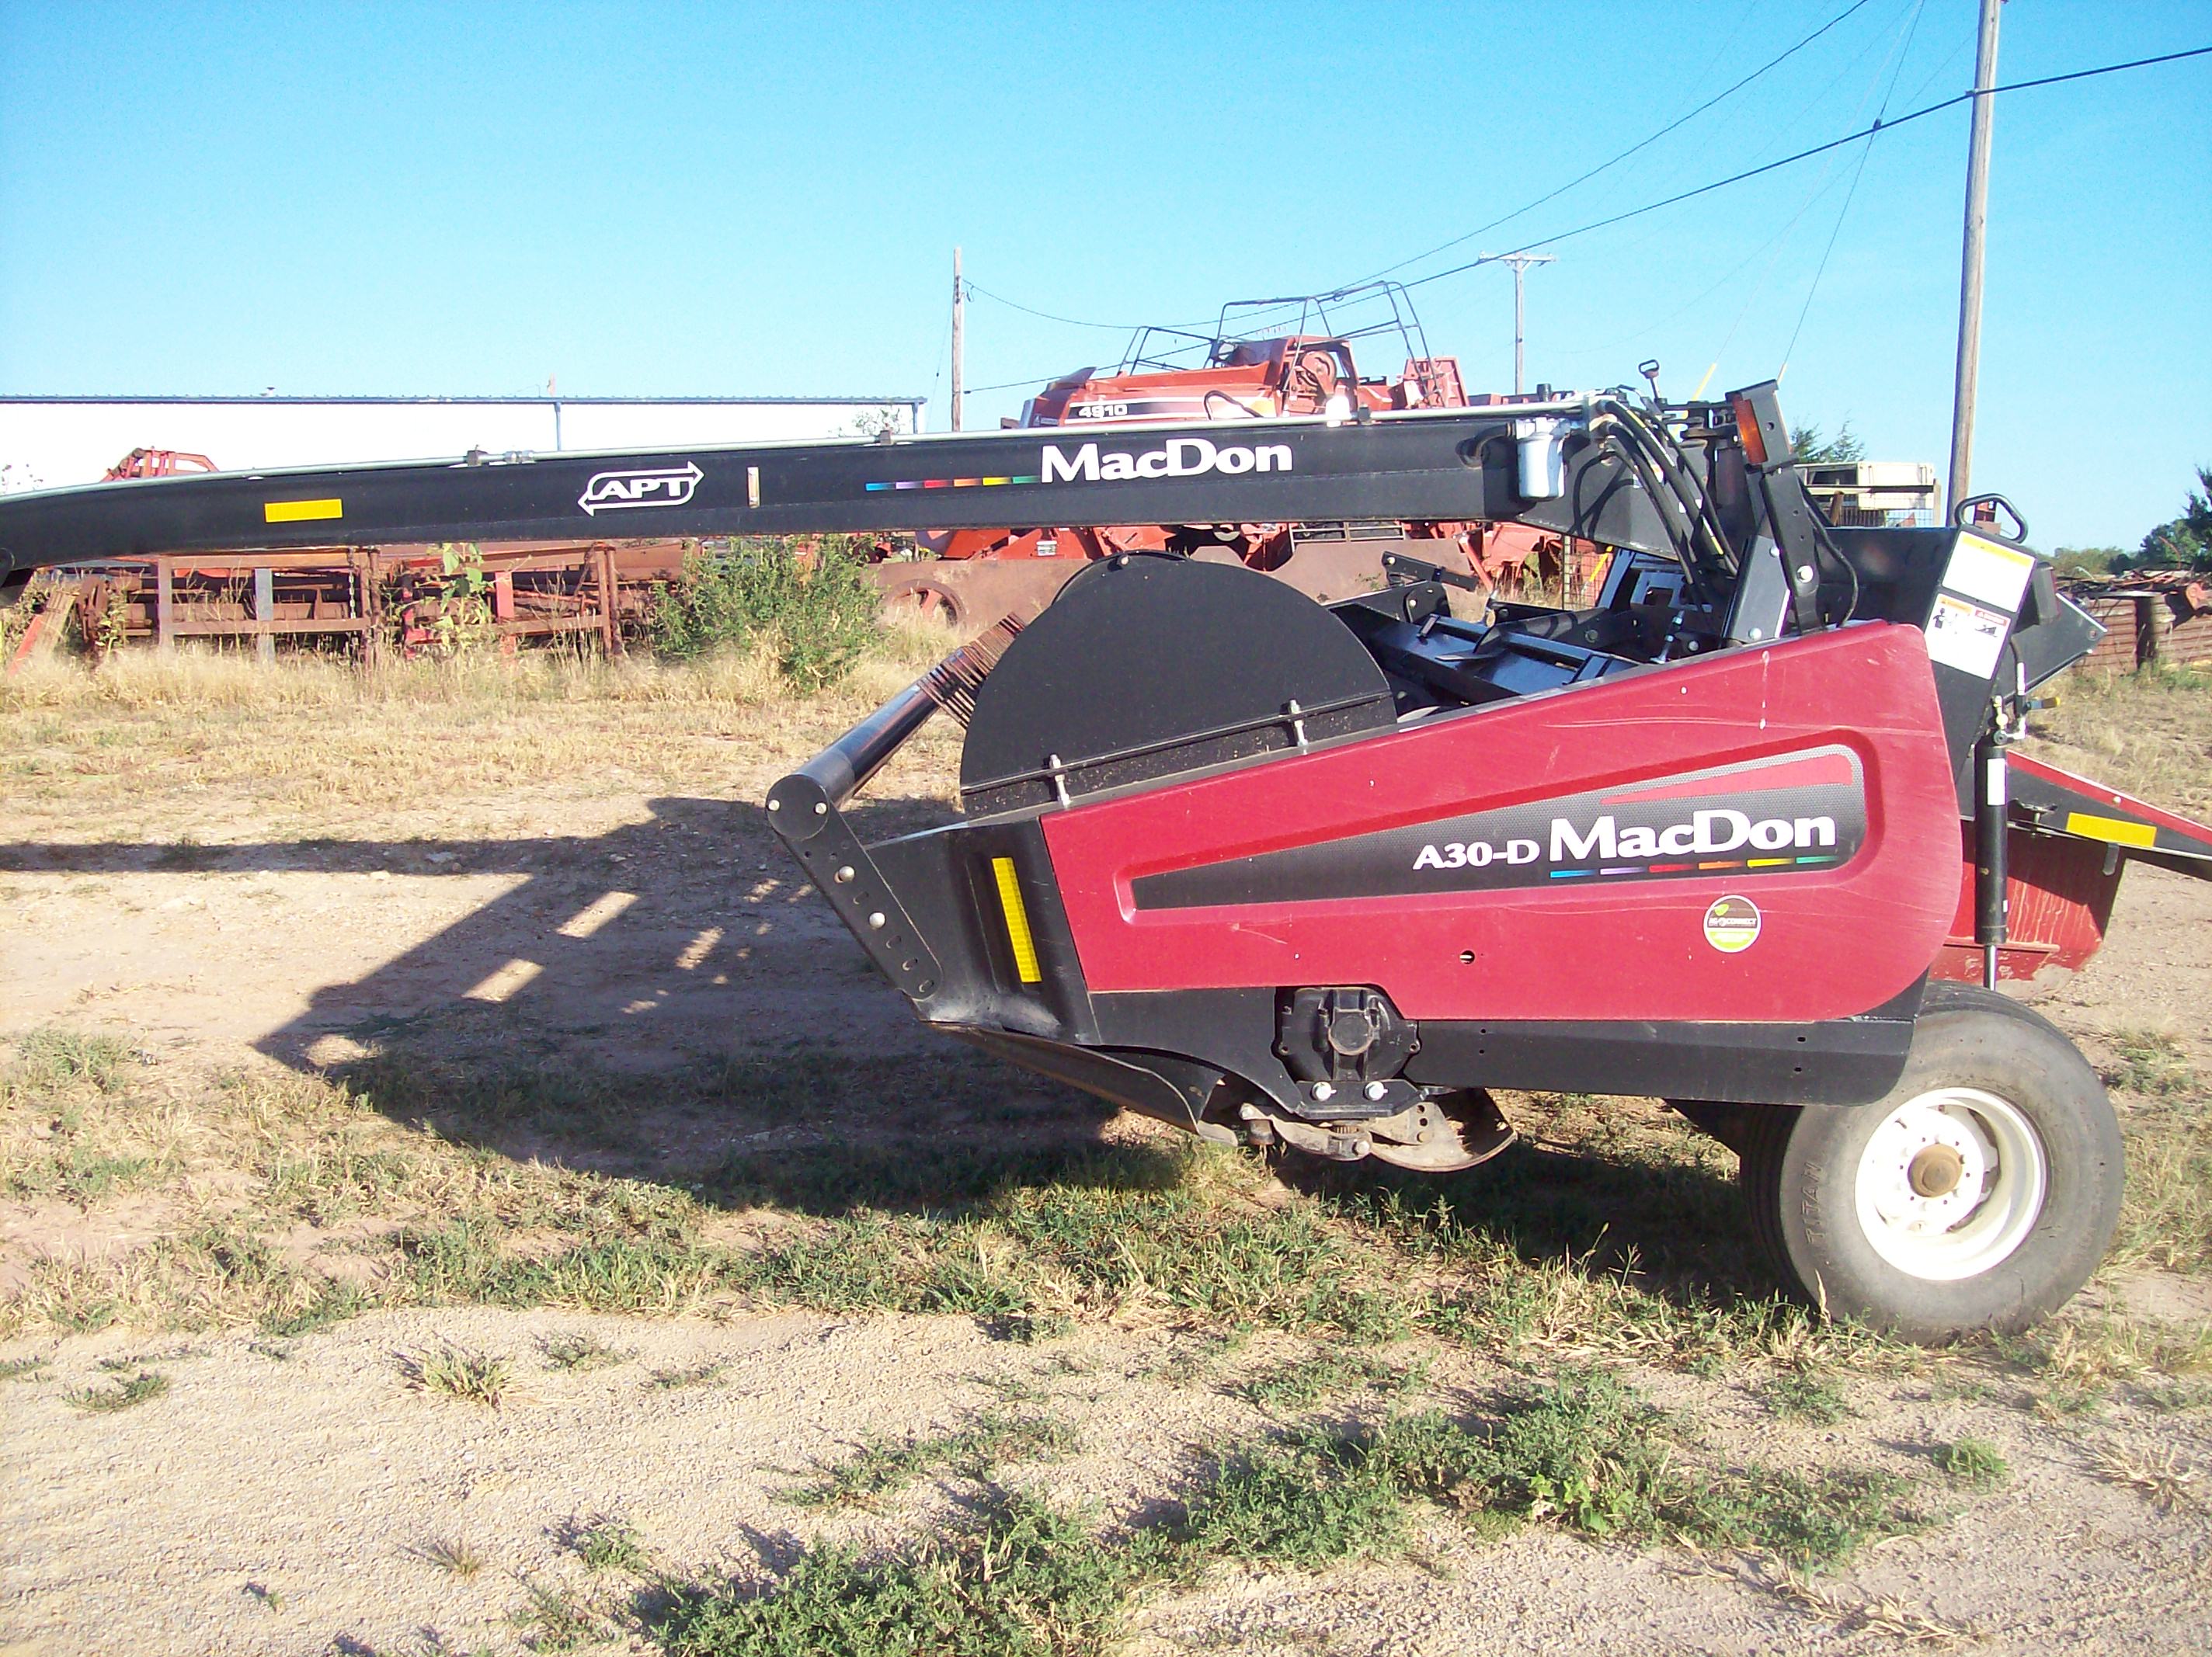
[3, 797, 1146, 1216]
[1280, 1135, 1777, 1303]
[6, 804, 1775, 1302]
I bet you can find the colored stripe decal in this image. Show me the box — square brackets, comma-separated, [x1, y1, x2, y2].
[263, 498, 343, 523]
[1549, 853, 1837, 882]
[2064, 811, 2156, 849]
[866, 474, 1041, 492]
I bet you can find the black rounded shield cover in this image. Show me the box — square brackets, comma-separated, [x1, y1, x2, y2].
[958, 555, 1394, 815]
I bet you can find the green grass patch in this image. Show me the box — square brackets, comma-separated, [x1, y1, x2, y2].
[786, 1407, 1076, 1511]
[541, 1331, 633, 1372]
[1760, 1370, 1853, 1424]
[1935, 1437, 2009, 1489]
[654, 1491, 1154, 1657]
[67, 1368, 168, 1412]
[569, 1516, 653, 1575]
[1235, 1346, 1429, 1412]
[649, 1371, 1927, 1655]
[650, 1358, 729, 1390]
[401, 1345, 513, 1406]
[0, 1356, 48, 1381]
[2, 1027, 132, 1099]
[2103, 1030, 2201, 1098]
[646, 540, 882, 691]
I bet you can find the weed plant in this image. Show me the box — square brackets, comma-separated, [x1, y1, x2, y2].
[647, 538, 881, 690]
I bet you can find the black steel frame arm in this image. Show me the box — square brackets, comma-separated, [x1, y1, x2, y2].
[0, 398, 1711, 582]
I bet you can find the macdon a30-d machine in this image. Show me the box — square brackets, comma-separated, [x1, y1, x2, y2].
[5, 380, 2208, 1342]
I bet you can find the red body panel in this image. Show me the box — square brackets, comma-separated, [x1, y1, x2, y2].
[1933, 825, 2120, 982]
[1041, 624, 1963, 1023]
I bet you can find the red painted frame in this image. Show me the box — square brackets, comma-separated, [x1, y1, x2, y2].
[1042, 624, 1963, 1023]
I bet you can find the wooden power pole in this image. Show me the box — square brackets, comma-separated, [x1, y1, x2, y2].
[1947, 0, 2002, 518]
[950, 247, 965, 432]
[1483, 252, 1555, 394]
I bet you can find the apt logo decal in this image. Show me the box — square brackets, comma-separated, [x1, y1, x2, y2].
[578, 461, 704, 516]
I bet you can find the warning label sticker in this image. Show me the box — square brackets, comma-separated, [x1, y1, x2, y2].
[1702, 895, 1762, 954]
[1942, 533, 2036, 611]
[1925, 592, 2010, 679]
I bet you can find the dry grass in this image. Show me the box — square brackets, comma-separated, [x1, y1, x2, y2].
[0, 624, 960, 834]
[0, 647, 2205, 1412]
[416, 1534, 486, 1578]
[2023, 664, 2212, 818]
[1751, 1561, 1983, 1647]
[2025, 672, 2212, 1280]
[2089, 1442, 2200, 1513]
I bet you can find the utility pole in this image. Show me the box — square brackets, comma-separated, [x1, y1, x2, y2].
[1947, 0, 2002, 518]
[1483, 252, 1555, 393]
[950, 246, 965, 432]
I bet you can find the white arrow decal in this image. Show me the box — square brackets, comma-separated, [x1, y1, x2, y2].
[578, 461, 704, 515]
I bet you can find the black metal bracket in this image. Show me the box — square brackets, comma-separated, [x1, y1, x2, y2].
[766, 771, 944, 1002]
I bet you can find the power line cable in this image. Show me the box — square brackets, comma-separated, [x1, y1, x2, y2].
[1682, 0, 1924, 396]
[1396, 43, 2212, 295]
[1360, 0, 1884, 285]
[1777, 0, 1930, 377]
[962, 280, 1156, 333]
[964, 2, 1887, 339]
[960, 43, 2209, 406]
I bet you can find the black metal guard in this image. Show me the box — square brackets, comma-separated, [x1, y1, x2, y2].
[767, 672, 947, 1002]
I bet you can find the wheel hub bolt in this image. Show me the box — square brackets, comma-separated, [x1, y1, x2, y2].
[1908, 1143, 1966, 1199]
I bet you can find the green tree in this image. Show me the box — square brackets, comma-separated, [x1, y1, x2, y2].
[2125, 466, 2212, 572]
[1789, 421, 1867, 464]
[2050, 546, 2124, 578]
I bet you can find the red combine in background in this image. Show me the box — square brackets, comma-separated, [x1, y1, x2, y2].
[873, 283, 1587, 625]
[103, 448, 221, 480]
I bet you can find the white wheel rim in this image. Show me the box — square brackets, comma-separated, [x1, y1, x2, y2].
[1853, 1086, 2047, 1282]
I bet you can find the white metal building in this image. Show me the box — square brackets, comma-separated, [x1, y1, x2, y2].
[0, 394, 928, 493]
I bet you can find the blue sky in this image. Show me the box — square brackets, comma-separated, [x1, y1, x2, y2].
[1, 1, 2206, 549]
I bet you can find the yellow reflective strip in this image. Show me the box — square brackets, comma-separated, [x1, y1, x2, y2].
[2064, 811, 2156, 849]
[990, 856, 1042, 984]
[1745, 857, 1793, 867]
[263, 498, 343, 523]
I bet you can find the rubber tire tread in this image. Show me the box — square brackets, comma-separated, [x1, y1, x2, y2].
[1742, 982, 2123, 1343]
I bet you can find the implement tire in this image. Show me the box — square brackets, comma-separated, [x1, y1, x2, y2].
[1741, 981, 2123, 1343]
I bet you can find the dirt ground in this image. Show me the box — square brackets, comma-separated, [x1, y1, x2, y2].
[2, 658, 2210, 1656]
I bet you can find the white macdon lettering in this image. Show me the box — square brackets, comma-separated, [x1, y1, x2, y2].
[1038, 438, 1293, 486]
[1551, 817, 1614, 862]
[1041, 443, 1098, 484]
[1418, 812, 1838, 873]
